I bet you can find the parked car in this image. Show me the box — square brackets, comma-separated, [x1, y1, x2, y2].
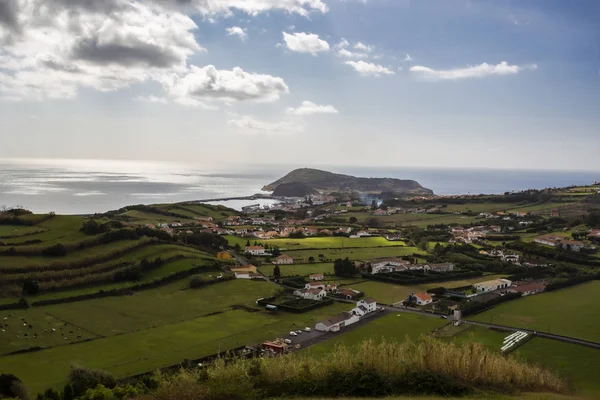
[304, 327, 311, 332]
[284, 339, 292, 344]
[289, 331, 297, 336]
[296, 330, 302, 334]
[440, 316, 448, 319]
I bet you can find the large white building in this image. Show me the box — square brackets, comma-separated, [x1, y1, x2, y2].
[315, 312, 360, 332]
[293, 288, 327, 301]
[371, 258, 410, 274]
[473, 278, 512, 292]
[245, 246, 267, 256]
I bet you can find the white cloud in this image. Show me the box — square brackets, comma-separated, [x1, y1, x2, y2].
[345, 60, 395, 77]
[187, 0, 328, 17]
[282, 32, 329, 55]
[403, 54, 412, 62]
[337, 48, 368, 59]
[409, 61, 538, 81]
[226, 26, 248, 41]
[336, 38, 350, 49]
[162, 65, 289, 105]
[286, 100, 339, 116]
[353, 42, 373, 52]
[0, 0, 202, 100]
[227, 115, 303, 135]
[134, 95, 168, 103]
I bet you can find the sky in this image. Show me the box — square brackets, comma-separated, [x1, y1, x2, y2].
[0, 0, 599, 171]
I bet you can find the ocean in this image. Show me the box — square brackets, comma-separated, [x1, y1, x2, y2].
[0, 158, 598, 215]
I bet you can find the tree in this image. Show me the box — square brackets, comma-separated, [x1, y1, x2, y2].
[273, 265, 281, 280]
[586, 212, 600, 227]
[349, 216, 358, 224]
[308, 256, 315, 264]
[365, 217, 381, 228]
[22, 278, 40, 295]
[371, 200, 378, 209]
[69, 365, 116, 397]
[271, 246, 281, 257]
[233, 243, 241, 252]
[63, 383, 74, 400]
[246, 240, 251, 247]
[333, 257, 357, 277]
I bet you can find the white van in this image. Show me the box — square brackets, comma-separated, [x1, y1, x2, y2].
[289, 331, 297, 336]
[284, 339, 292, 344]
[304, 327, 311, 332]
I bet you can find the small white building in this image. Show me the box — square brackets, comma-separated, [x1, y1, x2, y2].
[356, 298, 377, 313]
[245, 246, 267, 256]
[473, 278, 512, 292]
[305, 282, 326, 290]
[424, 263, 454, 272]
[273, 254, 294, 264]
[414, 292, 433, 306]
[534, 235, 563, 247]
[315, 312, 360, 332]
[309, 273, 324, 281]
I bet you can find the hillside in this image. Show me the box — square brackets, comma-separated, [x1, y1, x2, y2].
[263, 168, 433, 196]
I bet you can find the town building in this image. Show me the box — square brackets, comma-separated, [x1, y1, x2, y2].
[305, 282, 326, 290]
[511, 283, 546, 296]
[414, 292, 433, 306]
[273, 254, 294, 264]
[315, 312, 360, 332]
[245, 246, 267, 256]
[560, 240, 585, 252]
[309, 273, 324, 281]
[473, 278, 512, 292]
[294, 288, 327, 301]
[424, 263, 454, 272]
[216, 251, 233, 260]
[337, 288, 361, 299]
[534, 235, 564, 247]
[356, 298, 377, 313]
[371, 258, 410, 274]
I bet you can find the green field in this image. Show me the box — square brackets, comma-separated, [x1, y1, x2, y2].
[446, 325, 507, 351]
[258, 262, 335, 277]
[471, 281, 600, 342]
[225, 235, 405, 250]
[1, 300, 351, 393]
[286, 246, 427, 262]
[0, 215, 89, 246]
[306, 313, 447, 356]
[0, 225, 46, 238]
[515, 338, 600, 397]
[349, 275, 506, 305]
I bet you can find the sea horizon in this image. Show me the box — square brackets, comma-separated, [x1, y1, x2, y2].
[1, 157, 598, 215]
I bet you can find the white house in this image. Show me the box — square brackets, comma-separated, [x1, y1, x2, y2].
[534, 235, 563, 247]
[424, 263, 454, 272]
[351, 305, 369, 316]
[245, 246, 267, 256]
[309, 273, 324, 281]
[371, 258, 410, 274]
[305, 282, 326, 290]
[273, 254, 294, 264]
[315, 312, 360, 332]
[560, 240, 585, 252]
[356, 298, 377, 313]
[414, 292, 433, 306]
[473, 278, 512, 292]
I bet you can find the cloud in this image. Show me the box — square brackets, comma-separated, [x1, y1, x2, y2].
[282, 32, 329, 55]
[409, 61, 538, 81]
[403, 54, 412, 62]
[337, 48, 368, 59]
[227, 115, 303, 135]
[345, 60, 395, 76]
[163, 65, 289, 105]
[0, 0, 202, 100]
[226, 26, 247, 41]
[134, 95, 168, 103]
[184, 0, 328, 17]
[336, 38, 349, 49]
[286, 100, 339, 115]
[353, 42, 373, 52]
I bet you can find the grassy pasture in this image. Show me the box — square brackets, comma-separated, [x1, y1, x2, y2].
[119, 210, 192, 224]
[0, 237, 153, 268]
[0, 308, 99, 355]
[2, 301, 351, 393]
[471, 281, 600, 342]
[0, 215, 88, 246]
[306, 313, 447, 356]
[515, 338, 600, 397]
[0, 225, 46, 238]
[225, 235, 405, 250]
[258, 262, 335, 277]
[285, 246, 427, 262]
[176, 204, 237, 219]
[41, 279, 277, 336]
[442, 202, 522, 213]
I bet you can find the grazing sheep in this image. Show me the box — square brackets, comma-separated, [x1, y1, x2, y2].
[28, 324, 32, 329]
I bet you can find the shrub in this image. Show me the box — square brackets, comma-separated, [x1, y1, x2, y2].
[0, 374, 29, 400]
[69, 366, 116, 397]
[41, 243, 67, 257]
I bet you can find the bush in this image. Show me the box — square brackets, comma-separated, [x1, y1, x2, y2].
[41, 243, 67, 257]
[0, 374, 29, 400]
[69, 366, 116, 397]
[22, 279, 40, 295]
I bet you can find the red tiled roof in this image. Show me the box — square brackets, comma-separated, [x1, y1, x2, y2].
[513, 283, 546, 293]
[415, 292, 433, 302]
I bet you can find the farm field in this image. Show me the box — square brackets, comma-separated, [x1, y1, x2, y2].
[306, 313, 447, 356]
[225, 235, 405, 250]
[176, 204, 238, 219]
[258, 262, 335, 277]
[515, 338, 600, 397]
[446, 325, 507, 351]
[507, 202, 575, 213]
[408, 215, 480, 228]
[0, 237, 153, 268]
[349, 275, 506, 305]
[0, 215, 89, 246]
[0, 225, 46, 238]
[2, 301, 351, 393]
[119, 210, 193, 224]
[42, 279, 277, 336]
[286, 246, 427, 262]
[443, 202, 522, 213]
[471, 281, 600, 342]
